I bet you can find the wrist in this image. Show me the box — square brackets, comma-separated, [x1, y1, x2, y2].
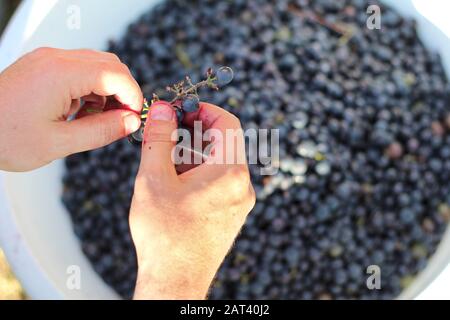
[134, 254, 217, 300]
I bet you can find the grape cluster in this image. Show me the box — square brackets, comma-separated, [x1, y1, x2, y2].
[128, 66, 234, 145]
[63, 0, 450, 299]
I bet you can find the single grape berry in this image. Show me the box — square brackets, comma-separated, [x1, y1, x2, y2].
[182, 94, 200, 112]
[216, 66, 234, 87]
[128, 125, 144, 145]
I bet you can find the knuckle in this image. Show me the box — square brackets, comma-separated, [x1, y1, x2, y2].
[26, 48, 57, 69]
[230, 165, 250, 183]
[145, 123, 177, 143]
[111, 61, 128, 72]
[105, 52, 121, 62]
[146, 131, 174, 144]
[30, 47, 55, 57]
[82, 49, 104, 58]
[93, 61, 115, 83]
[79, 48, 96, 54]
[224, 165, 251, 201]
[246, 185, 256, 209]
[118, 62, 132, 75]
[95, 61, 128, 80]
[224, 180, 255, 223]
[52, 56, 68, 70]
[95, 60, 112, 74]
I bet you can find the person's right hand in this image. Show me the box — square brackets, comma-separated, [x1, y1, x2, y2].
[129, 101, 256, 300]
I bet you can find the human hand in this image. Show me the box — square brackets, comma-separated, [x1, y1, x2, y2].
[0, 47, 143, 171]
[130, 101, 256, 299]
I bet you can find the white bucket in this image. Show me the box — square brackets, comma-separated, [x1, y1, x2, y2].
[1, 0, 450, 299]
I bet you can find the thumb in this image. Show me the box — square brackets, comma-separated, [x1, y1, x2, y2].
[59, 109, 141, 153]
[139, 101, 178, 179]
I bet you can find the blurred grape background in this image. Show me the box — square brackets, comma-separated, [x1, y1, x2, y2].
[0, 0, 26, 300]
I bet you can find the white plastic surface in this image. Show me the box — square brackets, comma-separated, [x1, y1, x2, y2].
[1, 0, 450, 299]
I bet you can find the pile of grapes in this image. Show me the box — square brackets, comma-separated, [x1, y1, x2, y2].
[63, 0, 450, 299]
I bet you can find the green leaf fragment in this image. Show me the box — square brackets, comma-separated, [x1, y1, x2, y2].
[438, 203, 450, 222]
[411, 243, 428, 258]
[85, 108, 102, 114]
[275, 26, 292, 41]
[400, 275, 415, 289]
[175, 45, 193, 69]
[403, 73, 416, 87]
[329, 245, 344, 257]
[227, 97, 239, 108]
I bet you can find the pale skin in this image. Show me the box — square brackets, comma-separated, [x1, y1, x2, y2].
[0, 48, 255, 299]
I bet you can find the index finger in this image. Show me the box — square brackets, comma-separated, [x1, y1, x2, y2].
[182, 102, 242, 133]
[179, 102, 247, 178]
[60, 56, 143, 114]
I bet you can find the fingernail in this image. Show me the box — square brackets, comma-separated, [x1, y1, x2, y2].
[150, 103, 175, 121]
[123, 112, 141, 133]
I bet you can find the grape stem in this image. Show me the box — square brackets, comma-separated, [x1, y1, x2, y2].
[169, 77, 217, 104]
[288, 4, 353, 37]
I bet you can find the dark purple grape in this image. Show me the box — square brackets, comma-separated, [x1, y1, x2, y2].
[128, 124, 144, 145]
[216, 66, 234, 87]
[181, 94, 200, 113]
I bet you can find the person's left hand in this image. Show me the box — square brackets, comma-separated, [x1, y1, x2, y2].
[0, 47, 143, 171]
